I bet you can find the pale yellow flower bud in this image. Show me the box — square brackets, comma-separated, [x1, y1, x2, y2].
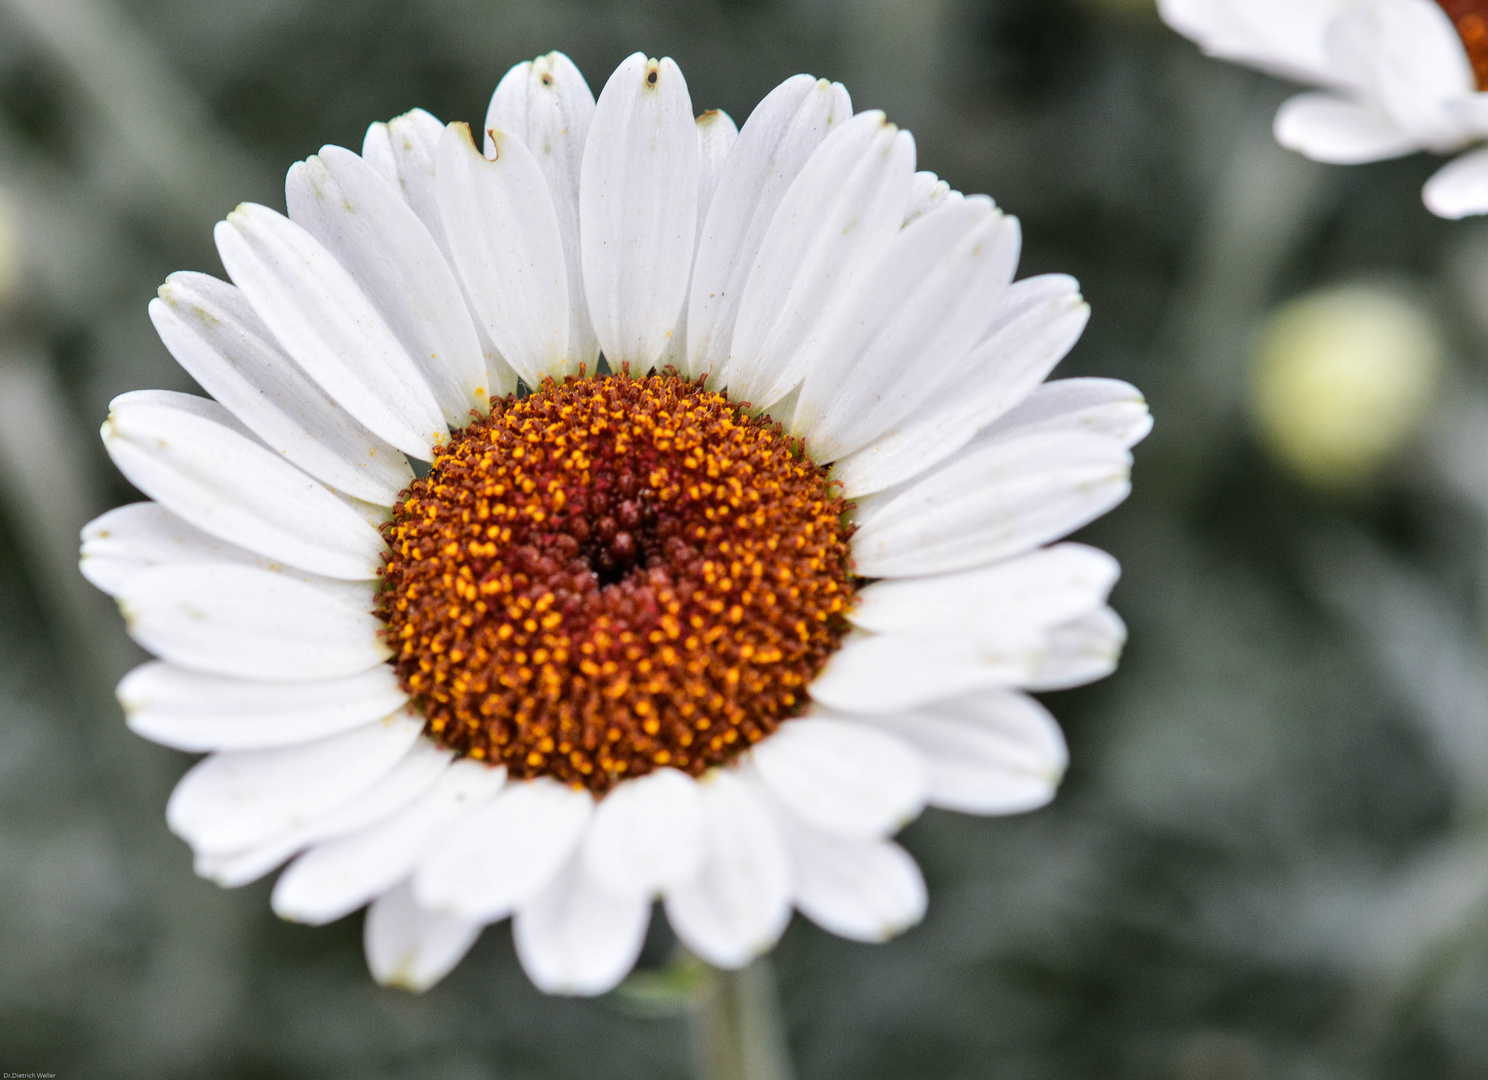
[1251, 285, 1443, 485]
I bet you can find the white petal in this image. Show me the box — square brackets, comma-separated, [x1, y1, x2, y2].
[487, 52, 599, 370]
[831, 275, 1089, 498]
[778, 820, 926, 943]
[1273, 91, 1418, 163]
[977, 272, 1084, 344]
[102, 393, 385, 580]
[116, 564, 388, 681]
[166, 711, 424, 855]
[413, 777, 593, 922]
[807, 625, 1044, 714]
[1324, 1, 1474, 145]
[1025, 606, 1127, 691]
[365, 882, 482, 992]
[790, 197, 1022, 460]
[151, 273, 412, 505]
[437, 123, 572, 384]
[696, 108, 740, 211]
[287, 146, 489, 427]
[663, 771, 791, 969]
[580, 54, 699, 370]
[849, 690, 1068, 815]
[215, 203, 446, 458]
[984, 377, 1152, 448]
[1424, 147, 1488, 218]
[750, 718, 926, 839]
[475, 330, 524, 399]
[362, 115, 401, 185]
[80, 497, 387, 592]
[814, 569, 1128, 713]
[195, 740, 452, 887]
[1445, 93, 1488, 138]
[99, 386, 252, 430]
[1158, 0, 1350, 87]
[850, 543, 1119, 635]
[582, 768, 705, 896]
[81, 501, 270, 597]
[723, 111, 915, 410]
[362, 108, 448, 250]
[512, 855, 651, 996]
[904, 170, 951, 225]
[118, 660, 408, 752]
[656, 108, 740, 373]
[363, 110, 522, 399]
[336, 493, 395, 534]
[850, 431, 1132, 578]
[686, 75, 852, 382]
[273, 760, 507, 925]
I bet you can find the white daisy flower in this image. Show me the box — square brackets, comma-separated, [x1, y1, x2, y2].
[80, 51, 1148, 996]
[1159, 0, 1488, 218]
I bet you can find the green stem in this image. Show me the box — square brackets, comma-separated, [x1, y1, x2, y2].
[690, 958, 795, 1080]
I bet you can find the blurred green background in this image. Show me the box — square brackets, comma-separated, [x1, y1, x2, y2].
[3, 0, 1488, 1076]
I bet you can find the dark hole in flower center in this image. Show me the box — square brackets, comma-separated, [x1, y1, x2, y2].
[551, 355, 643, 587]
[589, 489, 650, 586]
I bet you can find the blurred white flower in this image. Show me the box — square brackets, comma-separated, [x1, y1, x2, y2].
[79, 51, 1149, 996]
[1252, 284, 1442, 483]
[1159, 0, 1488, 218]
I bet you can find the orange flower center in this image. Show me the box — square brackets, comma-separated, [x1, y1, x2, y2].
[1439, 0, 1488, 91]
[377, 373, 857, 795]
